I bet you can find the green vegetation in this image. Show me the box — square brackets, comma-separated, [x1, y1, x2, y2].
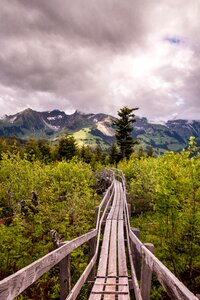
[0, 128, 200, 298]
[72, 127, 108, 149]
[119, 137, 200, 297]
[0, 153, 97, 299]
[0, 135, 107, 166]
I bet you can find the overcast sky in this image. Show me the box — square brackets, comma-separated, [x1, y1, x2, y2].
[0, 0, 200, 121]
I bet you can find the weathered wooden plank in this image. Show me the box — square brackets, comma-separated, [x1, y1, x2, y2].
[129, 229, 143, 254]
[95, 180, 114, 228]
[130, 228, 141, 280]
[112, 181, 120, 220]
[118, 183, 124, 220]
[89, 210, 113, 299]
[88, 236, 97, 288]
[123, 204, 144, 300]
[97, 189, 114, 240]
[105, 220, 117, 299]
[118, 277, 130, 300]
[101, 182, 114, 212]
[95, 206, 99, 225]
[89, 277, 105, 300]
[118, 220, 127, 277]
[140, 243, 154, 300]
[67, 253, 98, 300]
[105, 277, 116, 299]
[89, 219, 112, 300]
[97, 220, 112, 276]
[51, 236, 71, 300]
[108, 220, 117, 277]
[118, 217, 130, 300]
[60, 254, 71, 300]
[127, 203, 131, 219]
[107, 180, 118, 220]
[0, 229, 97, 300]
[91, 291, 129, 295]
[88, 200, 113, 299]
[126, 257, 142, 300]
[91, 283, 128, 286]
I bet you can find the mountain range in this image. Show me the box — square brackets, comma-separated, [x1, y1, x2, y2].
[1, 108, 200, 153]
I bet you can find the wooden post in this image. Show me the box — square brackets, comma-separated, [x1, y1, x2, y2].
[59, 249, 71, 300]
[141, 243, 154, 300]
[95, 206, 99, 225]
[127, 203, 131, 219]
[88, 236, 96, 290]
[131, 228, 141, 280]
[50, 230, 71, 300]
[126, 191, 129, 202]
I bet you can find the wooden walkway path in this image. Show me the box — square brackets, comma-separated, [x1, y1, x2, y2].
[89, 179, 130, 299]
[0, 169, 199, 300]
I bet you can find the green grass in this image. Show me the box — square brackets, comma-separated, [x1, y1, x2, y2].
[72, 128, 108, 149]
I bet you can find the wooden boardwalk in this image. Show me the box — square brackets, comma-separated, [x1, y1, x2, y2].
[89, 179, 130, 299]
[0, 169, 199, 300]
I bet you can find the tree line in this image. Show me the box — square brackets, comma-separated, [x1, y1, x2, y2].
[0, 106, 153, 166]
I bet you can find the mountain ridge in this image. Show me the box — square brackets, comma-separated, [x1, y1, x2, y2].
[1, 108, 200, 153]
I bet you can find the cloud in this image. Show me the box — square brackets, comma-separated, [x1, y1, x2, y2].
[0, 0, 200, 120]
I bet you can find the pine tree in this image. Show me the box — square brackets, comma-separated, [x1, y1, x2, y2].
[79, 145, 93, 163]
[57, 134, 77, 160]
[113, 106, 138, 160]
[146, 146, 154, 157]
[109, 143, 119, 166]
[38, 139, 52, 162]
[94, 144, 103, 162]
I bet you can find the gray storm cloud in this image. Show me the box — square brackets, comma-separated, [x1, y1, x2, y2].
[0, 0, 200, 120]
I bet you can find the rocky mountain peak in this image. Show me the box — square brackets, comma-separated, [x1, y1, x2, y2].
[0, 108, 200, 153]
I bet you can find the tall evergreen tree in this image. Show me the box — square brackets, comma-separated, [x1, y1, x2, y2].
[79, 145, 93, 163]
[94, 144, 103, 162]
[113, 106, 138, 160]
[57, 134, 77, 160]
[109, 143, 119, 165]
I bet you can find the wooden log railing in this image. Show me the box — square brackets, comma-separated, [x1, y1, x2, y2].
[0, 168, 199, 300]
[0, 229, 97, 300]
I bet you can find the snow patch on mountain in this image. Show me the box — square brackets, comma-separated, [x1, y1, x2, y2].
[8, 116, 17, 123]
[87, 114, 95, 119]
[43, 120, 60, 131]
[47, 115, 63, 121]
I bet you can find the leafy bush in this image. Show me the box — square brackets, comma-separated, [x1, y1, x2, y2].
[119, 148, 200, 295]
[0, 154, 98, 299]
